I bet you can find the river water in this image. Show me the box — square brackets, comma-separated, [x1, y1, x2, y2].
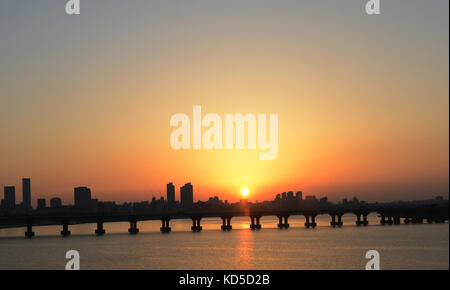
[0, 214, 448, 270]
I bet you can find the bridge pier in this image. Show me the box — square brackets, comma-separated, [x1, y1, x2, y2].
[387, 216, 393, 225]
[61, 221, 71, 237]
[221, 217, 232, 231]
[355, 213, 362, 226]
[25, 221, 34, 238]
[283, 216, 289, 229]
[160, 218, 171, 233]
[362, 214, 369, 226]
[277, 215, 289, 229]
[128, 219, 139, 234]
[380, 215, 386, 225]
[329, 213, 344, 227]
[356, 212, 369, 226]
[250, 216, 261, 230]
[95, 219, 106, 235]
[336, 214, 343, 227]
[393, 216, 401, 225]
[304, 215, 316, 228]
[191, 217, 202, 232]
[330, 214, 337, 227]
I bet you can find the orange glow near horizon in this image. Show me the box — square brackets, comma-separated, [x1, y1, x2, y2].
[0, 1, 448, 206]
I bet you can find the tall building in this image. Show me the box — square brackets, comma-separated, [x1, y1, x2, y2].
[37, 198, 46, 209]
[3, 186, 15, 210]
[167, 182, 175, 204]
[22, 178, 31, 211]
[296, 191, 303, 200]
[180, 183, 193, 209]
[74, 187, 92, 209]
[287, 191, 294, 199]
[50, 197, 62, 208]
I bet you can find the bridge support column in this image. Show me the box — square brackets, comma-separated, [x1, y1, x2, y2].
[305, 215, 317, 228]
[393, 216, 401, 225]
[95, 220, 106, 236]
[277, 215, 283, 229]
[355, 213, 362, 226]
[160, 218, 171, 233]
[330, 214, 337, 227]
[380, 215, 386, 225]
[221, 217, 232, 231]
[387, 216, 393, 225]
[221, 217, 227, 231]
[61, 222, 71, 237]
[191, 217, 202, 232]
[250, 216, 261, 230]
[25, 221, 34, 238]
[362, 214, 369, 226]
[336, 214, 343, 227]
[277, 215, 289, 229]
[283, 216, 289, 229]
[128, 219, 139, 234]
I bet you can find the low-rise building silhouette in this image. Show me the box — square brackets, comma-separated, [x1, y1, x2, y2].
[50, 197, 62, 208]
[37, 198, 46, 209]
[3, 186, 16, 210]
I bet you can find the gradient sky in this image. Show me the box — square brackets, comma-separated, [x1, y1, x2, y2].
[0, 0, 448, 206]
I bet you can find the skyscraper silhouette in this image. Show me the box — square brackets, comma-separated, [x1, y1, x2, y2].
[167, 182, 175, 204]
[22, 178, 31, 211]
[74, 187, 92, 209]
[180, 183, 193, 209]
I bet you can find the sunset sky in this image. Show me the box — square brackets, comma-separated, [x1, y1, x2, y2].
[0, 0, 448, 206]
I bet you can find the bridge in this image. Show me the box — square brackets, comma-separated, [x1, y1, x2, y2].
[0, 204, 447, 238]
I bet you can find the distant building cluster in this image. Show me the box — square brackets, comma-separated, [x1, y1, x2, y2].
[0, 178, 201, 215]
[0, 177, 448, 216]
[0, 178, 65, 214]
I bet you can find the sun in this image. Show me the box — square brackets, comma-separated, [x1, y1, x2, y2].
[241, 188, 249, 197]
